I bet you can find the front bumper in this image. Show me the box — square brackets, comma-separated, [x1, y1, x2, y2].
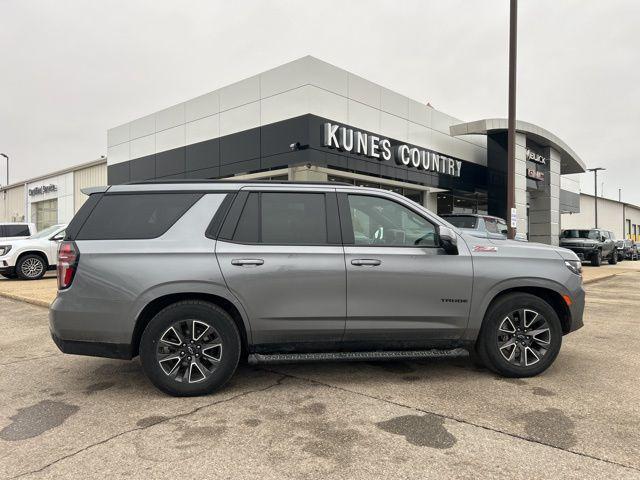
[561, 246, 598, 261]
[567, 283, 585, 333]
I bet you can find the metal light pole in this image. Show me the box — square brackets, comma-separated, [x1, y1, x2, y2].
[588, 167, 605, 228]
[506, 0, 518, 239]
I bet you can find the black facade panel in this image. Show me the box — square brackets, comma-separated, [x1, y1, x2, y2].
[220, 158, 261, 177]
[261, 150, 306, 170]
[186, 139, 220, 172]
[130, 155, 156, 182]
[185, 166, 221, 180]
[221, 128, 260, 165]
[486, 132, 508, 218]
[108, 162, 131, 184]
[261, 115, 310, 157]
[156, 148, 185, 177]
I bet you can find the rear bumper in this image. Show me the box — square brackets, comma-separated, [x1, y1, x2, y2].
[50, 331, 132, 359]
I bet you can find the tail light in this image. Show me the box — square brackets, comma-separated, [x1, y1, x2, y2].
[58, 241, 80, 290]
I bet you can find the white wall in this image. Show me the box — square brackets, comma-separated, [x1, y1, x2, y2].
[26, 172, 74, 225]
[107, 56, 488, 168]
[561, 193, 640, 240]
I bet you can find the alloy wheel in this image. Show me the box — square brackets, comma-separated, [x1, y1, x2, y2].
[496, 308, 551, 367]
[21, 257, 44, 278]
[155, 319, 223, 383]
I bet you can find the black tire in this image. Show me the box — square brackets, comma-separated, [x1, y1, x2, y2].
[609, 252, 618, 265]
[15, 254, 46, 280]
[1, 273, 17, 279]
[591, 250, 602, 267]
[476, 293, 562, 378]
[140, 300, 241, 397]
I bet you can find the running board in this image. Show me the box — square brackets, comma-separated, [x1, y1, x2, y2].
[247, 348, 468, 365]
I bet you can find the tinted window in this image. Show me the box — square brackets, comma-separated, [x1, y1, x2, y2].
[497, 219, 508, 235]
[261, 193, 327, 244]
[562, 229, 600, 240]
[232, 193, 259, 243]
[77, 193, 202, 240]
[347, 195, 436, 247]
[3, 225, 30, 237]
[442, 216, 477, 229]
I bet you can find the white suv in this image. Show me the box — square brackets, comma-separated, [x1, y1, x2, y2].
[0, 224, 66, 280]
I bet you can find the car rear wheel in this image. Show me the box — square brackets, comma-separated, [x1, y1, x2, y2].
[476, 293, 562, 378]
[591, 250, 602, 267]
[140, 300, 241, 397]
[16, 254, 46, 280]
[609, 252, 618, 265]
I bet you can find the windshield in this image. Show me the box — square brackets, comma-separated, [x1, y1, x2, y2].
[30, 224, 64, 239]
[442, 216, 477, 229]
[562, 229, 599, 240]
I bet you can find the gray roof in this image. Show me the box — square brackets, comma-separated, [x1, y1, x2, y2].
[449, 118, 585, 174]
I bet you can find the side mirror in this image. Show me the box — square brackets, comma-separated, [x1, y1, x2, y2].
[438, 226, 458, 254]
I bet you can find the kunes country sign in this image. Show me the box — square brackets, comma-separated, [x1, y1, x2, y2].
[322, 122, 462, 178]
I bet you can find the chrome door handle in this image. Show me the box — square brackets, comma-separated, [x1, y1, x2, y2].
[231, 258, 264, 266]
[351, 259, 381, 266]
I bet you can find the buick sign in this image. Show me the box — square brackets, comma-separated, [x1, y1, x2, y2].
[525, 149, 547, 165]
[322, 123, 462, 178]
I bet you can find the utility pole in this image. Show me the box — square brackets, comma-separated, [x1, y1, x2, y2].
[506, 0, 518, 239]
[588, 167, 605, 228]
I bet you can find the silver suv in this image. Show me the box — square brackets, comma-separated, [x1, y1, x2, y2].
[50, 181, 585, 396]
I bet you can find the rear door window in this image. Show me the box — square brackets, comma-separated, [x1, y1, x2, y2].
[229, 192, 333, 245]
[76, 193, 202, 240]
[3, 225, 30, 237]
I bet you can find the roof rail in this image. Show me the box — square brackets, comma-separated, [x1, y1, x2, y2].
[127, 179, 353, 186]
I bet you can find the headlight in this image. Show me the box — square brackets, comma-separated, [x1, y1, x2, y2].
[0, 245, 12, 256]
[565, 260, 582, 276]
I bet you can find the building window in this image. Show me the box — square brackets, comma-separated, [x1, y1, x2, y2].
[436, 191, 488, 216]
[31, 199, 58, 231]
[627, 219, 632, 238]
[328, 176, 424, 206]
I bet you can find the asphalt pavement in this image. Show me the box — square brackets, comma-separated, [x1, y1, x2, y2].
[1, 273, 639, 479]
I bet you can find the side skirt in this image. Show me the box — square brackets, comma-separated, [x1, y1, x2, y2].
[248, 348, 467, 365]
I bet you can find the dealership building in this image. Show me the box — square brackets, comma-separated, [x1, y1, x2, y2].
[2, 56, 639, 242]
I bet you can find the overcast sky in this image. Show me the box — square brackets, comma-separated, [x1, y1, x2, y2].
[1, 0, 639, 204]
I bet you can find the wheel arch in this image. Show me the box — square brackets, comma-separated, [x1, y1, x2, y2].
[482, 286, 572, 335]
[16, 250, 50, 268]
[131, 292, 250, 358]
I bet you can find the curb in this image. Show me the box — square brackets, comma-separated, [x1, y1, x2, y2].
[583, 273, 621, 285]
[0, 292, 51, 308]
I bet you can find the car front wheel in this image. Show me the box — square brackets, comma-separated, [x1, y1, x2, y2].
[140, 300, 241, 397]
[591, 250, 602, 267]
[476, 293, 562, 378]
[16, 254, 46, 280]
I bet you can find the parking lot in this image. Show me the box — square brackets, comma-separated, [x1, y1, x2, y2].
[1, 272, 639, 479]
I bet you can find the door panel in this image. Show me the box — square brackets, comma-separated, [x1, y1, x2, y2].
[344, 245, 473, 345]
[339, 192, 473, 347]
[216, 241, 346, 348]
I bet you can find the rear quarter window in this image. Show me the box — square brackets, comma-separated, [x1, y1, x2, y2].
[76, 193, 202, 240]
[3, 225, 30, 237]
